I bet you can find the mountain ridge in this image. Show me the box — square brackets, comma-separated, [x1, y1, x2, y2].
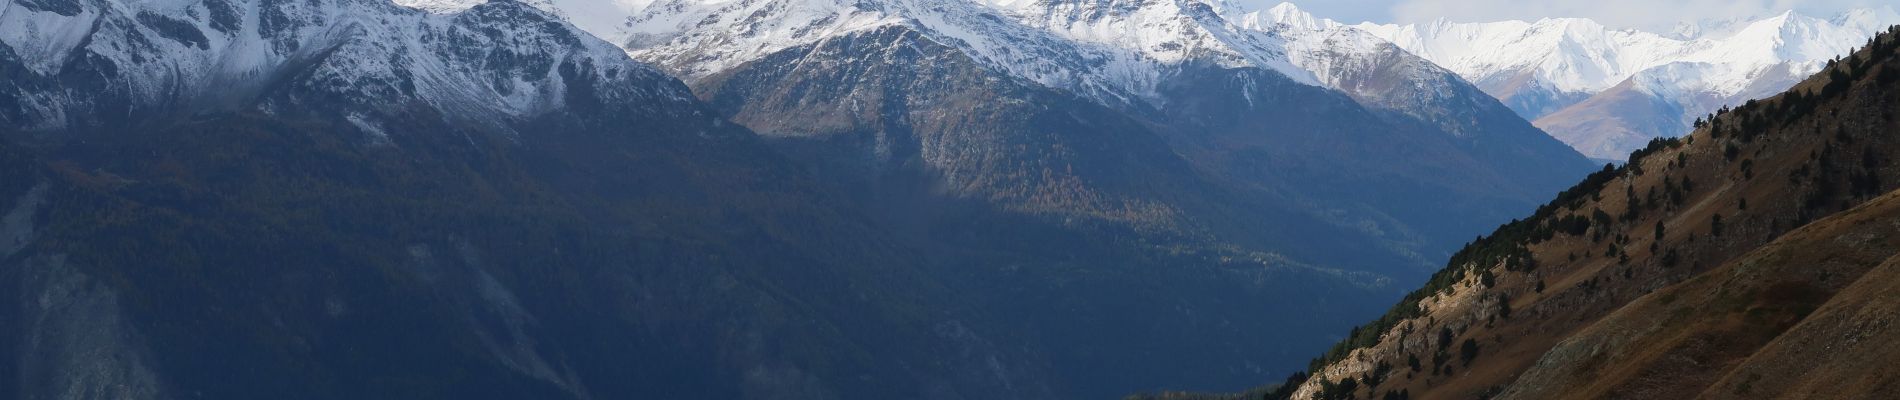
[1355, 6, 1900, 160]
[446, 0, 1899, 162]
[608, 0, 1598, 394]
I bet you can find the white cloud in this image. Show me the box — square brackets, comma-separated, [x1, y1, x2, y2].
[1386, 0, 1893, 30]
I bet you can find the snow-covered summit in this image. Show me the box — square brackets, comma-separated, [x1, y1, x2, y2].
[1355, 7, 1899, 106]
[381, 0, 1535, 124]
[1221, 3, 1425, 88]
[1355, 17, 1691, 97]
[430, 0, 1531, 147]
[1341, 6, 1898, 160]
[1220, 1, 1341, 31]
[1, 0, 694, 134]
[613, 0, 1326, 107]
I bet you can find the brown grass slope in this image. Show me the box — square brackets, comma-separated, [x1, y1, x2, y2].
[1499, 188, 1900, 399]
[1699, 246, 1900, 399]
[1279, 26, 1900, 400]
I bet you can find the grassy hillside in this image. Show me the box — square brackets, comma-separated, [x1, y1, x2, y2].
[1268, 24, 1900, 400]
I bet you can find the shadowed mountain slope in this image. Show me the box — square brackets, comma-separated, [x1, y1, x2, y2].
[623, 0, 1601, 395]
[0, 0, 1058, 398]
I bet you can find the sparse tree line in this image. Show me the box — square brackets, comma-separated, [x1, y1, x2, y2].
[1252, 24, 1900, 400]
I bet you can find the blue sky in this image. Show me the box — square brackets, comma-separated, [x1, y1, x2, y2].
[1288, 0, 1894, 30]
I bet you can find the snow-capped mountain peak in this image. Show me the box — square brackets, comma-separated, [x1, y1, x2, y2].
[612, 0, 1328, 108]
[430, 0, 1555, 151]
[1359, 8, 1898, 102]
[372, 0, 1894, 163]
[1220, 2, 1340, 32]
[1355, 7, 1899, 160]
[2, 0, 692, 134]
[1356, 16, 1689, 97]
[966, 0, 1318, 80]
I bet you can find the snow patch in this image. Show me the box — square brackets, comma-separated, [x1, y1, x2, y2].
[345, 112, 391, 144]
[0, 4, 102, 75]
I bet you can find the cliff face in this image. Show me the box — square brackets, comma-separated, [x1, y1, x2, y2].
[1283, 25, 1900, 400]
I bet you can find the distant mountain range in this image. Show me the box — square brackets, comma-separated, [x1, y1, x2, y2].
[406, 0, 1899, 163]
[1353, 6, 1900, 161]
